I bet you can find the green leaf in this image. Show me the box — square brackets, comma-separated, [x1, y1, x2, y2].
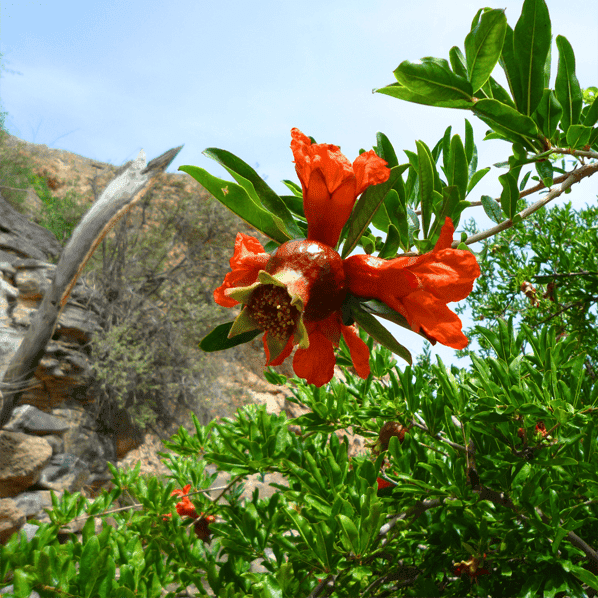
[416, 140, 435, 238]
[566, 124, 593, 149]
[384, 188, 409, 250]
[200, 322, 262, 352]
[449, 46, 468, 80]
[204, 148, 303, 239]
[481, 195, 503, 224]
[472, 98, 540, 149]
[378, 224, 400, 259]
[534, 89, 563, 141]
[375, 132, 399, 168]
[464, 9, 508, 92]
[499, 24, 524, 111]
[341, 165, 403, 258]
[535, 160, 553, 186]
[448, 135, 469, 200]
[337, 514, 360, 553]
[350, 304, 412, 364]
[499, 171, 520, 220]
[555, 35, 583, 133]
[178, 165, 291, 244]
[467, 167, 490, 195]
[583, 95, 598, 127]
[375, 82, 473, 109]
[513, 0, 551, 116]
[393, 58, 474, 102]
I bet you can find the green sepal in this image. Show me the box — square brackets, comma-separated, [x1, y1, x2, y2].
[229, 306, 261, 338]
[199, 322, 262, 352]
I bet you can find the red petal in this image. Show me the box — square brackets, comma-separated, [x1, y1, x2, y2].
[434, 217, 455, 251]
[293, 330, 336, 387]
[402, 290, 469, 349]
[341, 324, 370, 379]
[213, 233, 269, 307]
[353, 150, 390, 196]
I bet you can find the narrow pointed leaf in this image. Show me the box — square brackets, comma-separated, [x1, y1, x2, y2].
[448, 135, 469, 200]
[416, 140, 435, 238]
[378, 224, 401, 259]
[499, 171, 520, 220]
[376, 132, 399, 168]
[534, 89, 563, 141]
[499, 24, 524, 111]
[555, 35, 583, 134]
[200, 322, 262, 352]
[204, 148, 303, 239]
[464, 9, 508, 92]
[449, 46, 468, 80]
[393, 59, 474, 102]
[583, 96, 598, 127]
[375, 82, 473, 109]
[350, 304, 412, 364]
[513, 0, 551, 116]
[341, 165, 403, 258]
[467, 167, 490, 195]
[179, 165, 291, 243]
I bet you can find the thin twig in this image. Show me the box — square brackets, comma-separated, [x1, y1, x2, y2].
[456, 162, 598, 248]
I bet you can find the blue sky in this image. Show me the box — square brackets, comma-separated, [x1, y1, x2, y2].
[1, 0, 597, 368]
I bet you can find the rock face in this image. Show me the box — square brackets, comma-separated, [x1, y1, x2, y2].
[0, 188, 131, 544]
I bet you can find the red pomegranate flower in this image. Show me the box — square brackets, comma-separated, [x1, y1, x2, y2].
[214, 129, 389, 386]
[214, 129, 479, 386]
[343, 218, 481, 349]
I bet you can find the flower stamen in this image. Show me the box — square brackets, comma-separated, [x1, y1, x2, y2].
[247, 285, 299, 341]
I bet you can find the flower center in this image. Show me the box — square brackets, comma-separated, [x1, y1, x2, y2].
[247, 285, 299, 340]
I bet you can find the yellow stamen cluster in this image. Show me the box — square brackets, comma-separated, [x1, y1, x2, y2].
[248, 284, 299, 340]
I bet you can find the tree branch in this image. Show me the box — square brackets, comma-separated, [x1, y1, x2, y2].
[455, 162, 598, 248]
[0, 145, 183, 429]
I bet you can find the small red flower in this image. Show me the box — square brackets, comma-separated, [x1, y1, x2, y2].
[194, 514, 216, 543]
[535, 421, 548, 437]
[454, 555, 490, 579]
[344, 218, 481, 349]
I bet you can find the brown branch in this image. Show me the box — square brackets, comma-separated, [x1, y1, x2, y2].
[533, 271, 598, 279]
[0, 145, 183, 429]
[455, 162, 598, 248]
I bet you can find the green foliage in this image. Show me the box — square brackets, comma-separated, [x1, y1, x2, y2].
[460, 202, 598, 371]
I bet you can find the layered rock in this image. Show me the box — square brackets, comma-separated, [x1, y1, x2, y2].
[0, 189, 125, 544]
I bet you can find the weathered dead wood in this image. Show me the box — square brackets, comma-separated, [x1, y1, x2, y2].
[0, 145, 184, 429]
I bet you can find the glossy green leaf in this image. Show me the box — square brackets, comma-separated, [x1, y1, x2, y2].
[442, 126, 452, 179]
[378, 224, 400, 259]
[375, 132, 399, 168]
[513, 0, 551, 116]
[464, 9, 507, 92]
[384, 188, 409, 250]
[583, 96, 598, 127]
[179, 165, 291, 244]
[464, 119, 475, 166]
[416, 140, 435, 237]
[535, 159, 553, 186]
[350, 303, 412, 364]
[448, 134, 469, 200]
[393, 58, 474, 102]
[487, 76, 518, 108]
[499, 24, 524, 110]
[467, 167, 490, 195]
[204, 148, 303, 239]
[534, 89, 563, 141]
[499, 171, 520, 220]
[200, 322, 262, 352]
[566, 124, 593, 149]
[481, 194, 503, 224]
[449, 46, 468, 80]
[341, 165, 403, 258]
[555, 35, 583, 133]
[473, 98, 540, 149]
[375, 82, 473, 109]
